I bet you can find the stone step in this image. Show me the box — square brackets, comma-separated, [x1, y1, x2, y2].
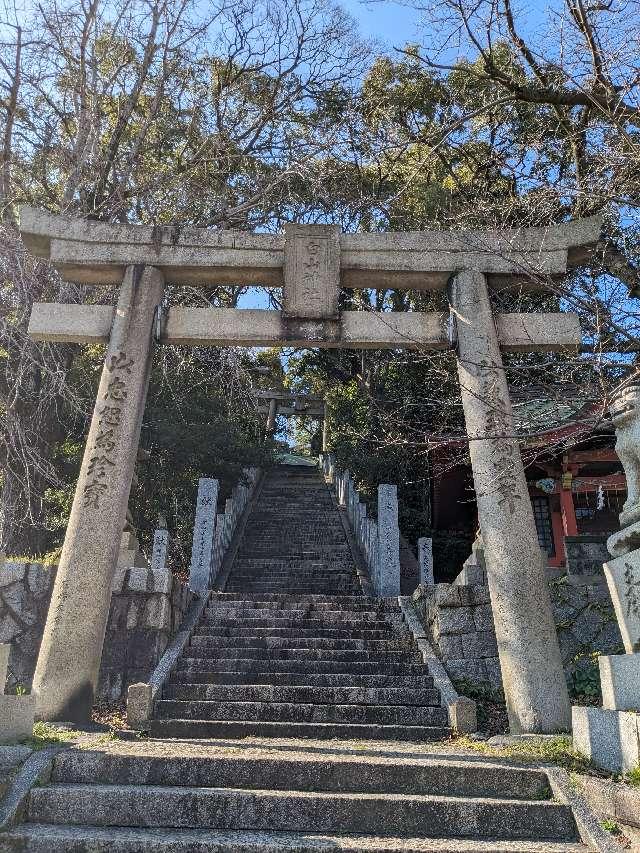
[27, 783, 578, 840]
[237, 542, 350, 549]
[225, 579, 359, 588]
[229, 573, 357, 581]
[248, 511, 338, 517]
[231, 560, 350, 569]
[176, 659, 430, 676]
[162, 684, 441, 706]
[204, 612, 386, 624]
[229, 565, 354, 571]
[233, 557, 353, 564]
[244, 515, 342, 521]
[236, 552, 351, 558]
[154, 700, 448, 726]
[248, 514, 338, 519]
[188, 635, 413, 652]
[1, 825, 593, 853]
[184, 645, 419, 663]
[259, 492, 326, 497]
[224, 587, 362, 593]
[229, 570, 357, 578]
[241, 524, 344, 530]
[224, 587, 363, 596]
[227, 578, 358, 587]
[200, 616, 394, 631]
[242, 530, 345, 535]
[48, 746, 551, 800]
[240, 540, 347, 547]
[150, 718, 451, 740]
[169, 671, 435, 688]
[240, 536, 347, 543]
[204, 606, 388, 620]
[193, 626, 397, 640]
[209, 593, 375, 605]
[226, 578, 358, 584]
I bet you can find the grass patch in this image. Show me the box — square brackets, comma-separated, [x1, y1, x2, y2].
[624, 764, 640, 787]
[22, 722, 83, 750]
[454, 734, 595, 774]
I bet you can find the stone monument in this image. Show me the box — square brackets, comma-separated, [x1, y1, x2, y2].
[573, 382, 640, 772]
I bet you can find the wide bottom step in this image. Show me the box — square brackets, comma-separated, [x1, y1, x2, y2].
[3, 825, 592, 853]
[26, 784, 578, 840]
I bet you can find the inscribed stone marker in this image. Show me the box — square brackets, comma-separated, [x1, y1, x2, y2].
[377, 484, 400, 597]
[418, 537, 434, 585]
[151, 529, 169, 571]
[189, 479, 219, 593]
[603, 550, 640, 653]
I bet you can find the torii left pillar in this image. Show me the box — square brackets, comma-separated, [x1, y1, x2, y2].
[32, 265, 164, 722]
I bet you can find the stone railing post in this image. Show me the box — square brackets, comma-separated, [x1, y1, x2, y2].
[32, 264, 164, 723]
[377, 484, 400, 596]
[189, 478, 219, 593]
[418, 537, 434, 585]
[151, 528, 169, 571]
[448, 269, 570, 734]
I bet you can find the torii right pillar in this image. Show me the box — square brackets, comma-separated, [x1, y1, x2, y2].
[449, 270, 571, 734]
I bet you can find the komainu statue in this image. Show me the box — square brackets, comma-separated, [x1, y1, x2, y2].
[610, 382, 640, 528]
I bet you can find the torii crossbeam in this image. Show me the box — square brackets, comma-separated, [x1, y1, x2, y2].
[20, 206, 601, 735]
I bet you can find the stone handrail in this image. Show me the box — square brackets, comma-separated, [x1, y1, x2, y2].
[320, 453, 400, 597]
[397, 597, 477, 734]
[189, 467, 261, 593]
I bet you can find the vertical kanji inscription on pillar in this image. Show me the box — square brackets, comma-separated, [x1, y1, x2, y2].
[32, 264, 164, 723]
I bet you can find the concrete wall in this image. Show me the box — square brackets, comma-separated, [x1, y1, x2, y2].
[0, 562, 192, 700]
[412, 575, 623, 693]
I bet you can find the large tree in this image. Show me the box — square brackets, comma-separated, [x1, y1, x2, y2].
[0, 0, 367, 555]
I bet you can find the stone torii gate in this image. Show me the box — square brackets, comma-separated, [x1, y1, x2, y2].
[20, 206, 600, 733]
[253, 391, 326, 447]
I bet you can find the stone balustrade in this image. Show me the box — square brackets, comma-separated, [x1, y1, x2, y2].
[320, 453, 401, 596]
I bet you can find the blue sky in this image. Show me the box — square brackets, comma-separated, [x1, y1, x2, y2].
[340, 0, 420, 48]
[236, 0, 420, 310]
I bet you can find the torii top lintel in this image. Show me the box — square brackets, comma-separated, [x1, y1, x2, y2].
[19, 206, 601, 298]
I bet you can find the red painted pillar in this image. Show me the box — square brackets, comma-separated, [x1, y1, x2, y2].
[559, 481, 579, 536]
[550, 507, 566, 566]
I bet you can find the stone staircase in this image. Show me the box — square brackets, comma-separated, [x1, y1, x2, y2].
[226, 465, 362, 596]
[6, 738, 593, 852]
[150, 464, 449, 741]
[2, 463, 598, 851]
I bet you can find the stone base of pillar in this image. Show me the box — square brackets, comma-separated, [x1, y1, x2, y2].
[600, 653, 640, 710]
[572, 705, 640, 773]
[573, 652, 640, 773]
